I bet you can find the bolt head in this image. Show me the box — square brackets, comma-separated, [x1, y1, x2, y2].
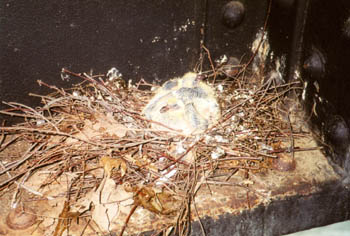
[303, 48, 326, 79]
[222, 1, 245, 29]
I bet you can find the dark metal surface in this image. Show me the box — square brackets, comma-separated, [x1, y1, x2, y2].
[0, 0, 205, 122]
[204, 0, 267, 62]
[0, 0, 269, 124]
[268, 0, 350, 185]
[190, 182, 350, 236]
[302, 1, 350, 179]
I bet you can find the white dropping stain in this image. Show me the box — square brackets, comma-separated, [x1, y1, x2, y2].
[294, 69, 300, 80]
[152, 36, 161, 43]
[107, 67, 122, 80]
[204, 135, 213, 144]
[36, 119, 46, 126]
[260, 143, 273, 151]
[156, 166, 177, 185]
[175, 141, 186, 154]
[214, 135, 228, 143]
[251, 28, 270, 73]
[211, 147, 225, 159]
[179, 24, 188, 32]
[215, 54, 228, 65]
[268, 55, 286, 84]
[237, 111, 245, 117]
[177, 18, 195, 32]
[231, 115, 238, 122]
[302, 81, 308, 101]
[313, 80, 320, 93]
[217, 84, 224, 92]
[128, 79, 133, 89]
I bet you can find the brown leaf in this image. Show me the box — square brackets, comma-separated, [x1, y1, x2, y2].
[133, 187, 180, 216]
[65, 113, 127, 144]
[89, 179, 133, 232]
[53, 201, 80, 236]
[100, 156, 127, 178]
[93, 113, 127, 138]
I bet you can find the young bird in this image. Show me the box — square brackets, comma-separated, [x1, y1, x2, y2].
[143, 72, 220, 135]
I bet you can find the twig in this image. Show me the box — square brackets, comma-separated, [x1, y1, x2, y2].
[119, 205, 138, 236]
[3, 102, 60, 132]
[80, 218, 91, 236]
[0, 127, 101, 146]
[0, 158, 63, 189]
[0, 142, 41, 176]
[0, 134, 19, 152]
[287, 112, 295, 159]
[201, 45, 216, 82]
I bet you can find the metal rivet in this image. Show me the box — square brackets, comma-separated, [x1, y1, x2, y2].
[303, 48, 326, 79]
[324, 115, 350, 154]
[222, 1, 245, 29]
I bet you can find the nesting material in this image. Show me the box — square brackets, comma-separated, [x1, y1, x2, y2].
[0, 65, 318, 236]
[143, 72, 221, 135]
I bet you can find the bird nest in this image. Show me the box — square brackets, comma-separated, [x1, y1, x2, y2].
[0, 63, 306, 235]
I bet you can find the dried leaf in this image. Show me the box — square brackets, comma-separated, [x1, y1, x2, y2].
[89, 178, 133, 232]
[53, 201, 80, 236]
[100, 156, 127, 177]
[132, 187, 180, 216]
[65, 113, 127, 144]
[93, 113, 127, 138]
